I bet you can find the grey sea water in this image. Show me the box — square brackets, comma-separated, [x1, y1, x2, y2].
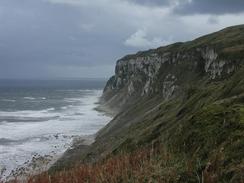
[0, 79, 111, 180]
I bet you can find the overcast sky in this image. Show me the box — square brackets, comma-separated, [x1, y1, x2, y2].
[0, 0, 244, 79]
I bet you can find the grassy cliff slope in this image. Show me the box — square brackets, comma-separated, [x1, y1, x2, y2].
[46, 25, 244, 183]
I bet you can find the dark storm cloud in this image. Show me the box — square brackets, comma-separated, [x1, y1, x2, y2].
[174, 0, 244, 15]
[128, 0, 244, 15]
[0, 0, 243, 79]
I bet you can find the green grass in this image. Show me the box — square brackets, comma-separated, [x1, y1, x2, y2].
[240, 107, 244, 123]
[46, 25, 244, 183]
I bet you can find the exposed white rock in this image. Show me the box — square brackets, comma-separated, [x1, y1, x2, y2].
[105, 46, 237, 104]
[202, 48, 218, 73]
[162, 74, 178, 100]
[114, 53, 172, 96]
[208, 60, 226, 79]
[199, 48, 237, 79]
[227, 65, 235, 74]
[128, 81, 135, 96]
[116, 77, 122, 89]
[142, 79, 151, 96]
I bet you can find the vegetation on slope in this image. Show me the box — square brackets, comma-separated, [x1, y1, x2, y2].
[32, 67, 243, 183]
[11, 25, 244, 183]
[13, 146, 234, 183]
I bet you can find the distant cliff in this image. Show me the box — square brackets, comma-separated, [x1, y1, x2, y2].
[51, 25, 244, 183]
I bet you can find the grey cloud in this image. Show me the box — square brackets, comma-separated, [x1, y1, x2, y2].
[174, 0, 244, 15]
[0, 0, 131, 78]
[127, 0, 244, 15]
[0, 0, 244, 79]
[125, 0, 170, 6]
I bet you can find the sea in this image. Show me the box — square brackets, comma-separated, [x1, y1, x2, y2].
[0, 79, 111, 180]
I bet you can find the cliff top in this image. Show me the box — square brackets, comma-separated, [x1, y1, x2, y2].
[121, 24, 244, 61]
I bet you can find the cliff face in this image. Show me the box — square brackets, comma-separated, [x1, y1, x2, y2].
[102, 26, 243, 110]
[52, 25, 244, 183]
[98, 25, 244, 182]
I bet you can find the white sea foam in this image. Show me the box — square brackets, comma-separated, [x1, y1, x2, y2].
[0, 89, 111, 181]
[64, 98, 84, 102]
[1, 99, 16, 102]
[0, 108, 57, 119]
[23, 97, 35, 100]
[57, 89, 100, 92]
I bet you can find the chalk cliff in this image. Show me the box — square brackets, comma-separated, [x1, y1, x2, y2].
[102, 26, 243, 111]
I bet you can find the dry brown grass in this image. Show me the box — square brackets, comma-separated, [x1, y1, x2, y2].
[7, 146, 242, 183]
[9, 147, 179, 183]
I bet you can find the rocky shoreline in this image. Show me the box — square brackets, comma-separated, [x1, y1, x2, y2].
[3, 135, 95, 182]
